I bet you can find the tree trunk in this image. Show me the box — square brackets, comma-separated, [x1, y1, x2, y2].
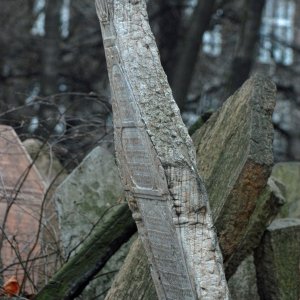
[171, 0, 217, 111]
[152, 0, 186, 79]
[34, 204, 136, 300]
[225, 0, 266, 97]
[96, 1, 229, 299]
[36, 0, 62, 138]
[42, 0, 61, 96]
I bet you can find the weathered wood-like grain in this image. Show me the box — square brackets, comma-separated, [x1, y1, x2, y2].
[255, 219, 300, 300]
[105, 237, 157, 300]
[96, 1, 229, 299]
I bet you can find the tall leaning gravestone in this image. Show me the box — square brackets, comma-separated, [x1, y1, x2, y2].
[96, 0, 229, 299]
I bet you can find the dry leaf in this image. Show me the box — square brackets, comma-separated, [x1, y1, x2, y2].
[2, 276, 20, 297]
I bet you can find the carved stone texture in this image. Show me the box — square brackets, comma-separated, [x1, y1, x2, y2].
[0, 125, 46, 294]
[255, 218, 300, 300]
[271, 162, 300, 218]
[105, 237, 158, 300]
[55, 146, 130, 299]
[96, 0, 229, 299]
[193, 75, 276, 277]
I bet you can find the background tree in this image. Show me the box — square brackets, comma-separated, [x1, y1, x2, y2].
[1, 0, 299, 163]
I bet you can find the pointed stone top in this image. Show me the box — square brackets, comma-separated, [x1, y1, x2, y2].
[0, 125, 46, 293]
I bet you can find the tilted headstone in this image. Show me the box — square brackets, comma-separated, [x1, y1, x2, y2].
[193, 75, 277, 276]
[105, 75, 278, 299]
[55, 146, 129, 299]
[271, 162, 300, 218]
[255, 218, 300, 300]
[96, 1, 229, 299]
[0, 125, 46, 294]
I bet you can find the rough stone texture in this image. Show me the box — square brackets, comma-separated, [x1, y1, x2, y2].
[97, 1, 229, 299]
[0, 126, 46, 294]
[228, 255, 259, 300]
[271, 162, 300, 218]
[56, 146, 123, 254]
[255, 218, 300, 300]
[55, 146, 130, 299]
[193, 75, 276, 276]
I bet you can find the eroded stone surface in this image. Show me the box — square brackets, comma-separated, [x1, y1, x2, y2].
[56, 146, 123, 253]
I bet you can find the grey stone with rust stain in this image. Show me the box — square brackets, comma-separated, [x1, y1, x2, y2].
[193, 75, 277, 277]
[227, 173, 285, 300]
[271, 162, 300, 219]
[255, 218, 300, 300]
[55, 146, 129, 299]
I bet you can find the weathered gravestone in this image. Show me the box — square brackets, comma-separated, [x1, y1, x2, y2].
[0, 125, 46, 294]
[193, 75, 278, 277]
[255, 218, 300, 300]
[97, 1, 229, 299]
[55, 146, 132, 299]
[271, 162, 300, 218]
[105, 75, 280, 299]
